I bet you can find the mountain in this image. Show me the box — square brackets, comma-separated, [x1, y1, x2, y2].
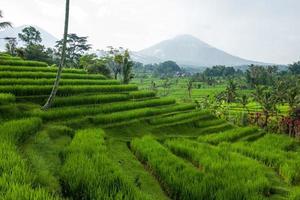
[0, 25, 58, 50]
[134, 34, 270, 67]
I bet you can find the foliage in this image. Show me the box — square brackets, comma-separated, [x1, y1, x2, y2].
[289, 61, 300, 75]
[18, 26, 42, 45]
[55, 33, 92, 68]
[0, 10, 12, 30]
[0, 93, 15, 105]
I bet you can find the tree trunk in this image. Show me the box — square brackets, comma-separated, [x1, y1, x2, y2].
[42, 0, 70, 110]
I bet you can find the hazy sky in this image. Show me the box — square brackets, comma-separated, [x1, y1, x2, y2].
[1, 0, 300, 64]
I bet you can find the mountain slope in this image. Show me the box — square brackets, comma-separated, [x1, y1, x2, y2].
[0, 25, 58, 50]
[135, 34, 269, 67]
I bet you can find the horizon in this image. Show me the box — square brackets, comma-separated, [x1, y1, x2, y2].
[1, 0, 300, 64]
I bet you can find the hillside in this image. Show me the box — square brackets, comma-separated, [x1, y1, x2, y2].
[0, 54, 299, 199]
[0, 25, 58, 50]
[134, 35, 271, 67]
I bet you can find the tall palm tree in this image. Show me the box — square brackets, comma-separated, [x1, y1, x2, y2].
[43, 0, 70, 110]
[0, 10, 12, 30]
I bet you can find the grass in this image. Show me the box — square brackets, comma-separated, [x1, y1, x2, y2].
[149, 110, 212, 126]
[0, 93, 15, 105]
[52, 91, 156, 107]
[0, 71, 106, 80]
[106, 138, 168, 199]
[0, 78, 120, 86]
[165, 138, 277, 199]
[0, 65, 86, 74]
[0, 118, 58, 199]
[90, 103, 195, 124]
[0, 59, 48, 67]
[197, 127, 259, 144]
[131, 136, 210, 200]
[61, 128, 150, 199]
[32, 98, 177, 121]
[230, 137, 300, 184]
[0, 84, 138, 96]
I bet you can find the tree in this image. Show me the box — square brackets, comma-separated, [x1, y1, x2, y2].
[0, 10, 12, 30]
[239, 94, 249, 113]
[105, 46, 123, 79]
[79, 54, 111, 77]
[122, 50, 134, 84]
[154, 61, 181, 77]
[252, 86, 278, 128]
[18, 26, 42, 45]
[43, 0, 70, 110]
[289, 61, 300, 75]
[5, 38, 17, 56]
[225, 80, 237, 103]
[55, 33, 91, 68]
[187, 78, 194, 99]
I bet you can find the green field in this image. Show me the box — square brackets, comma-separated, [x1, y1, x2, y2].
[0, 55, 300, 199]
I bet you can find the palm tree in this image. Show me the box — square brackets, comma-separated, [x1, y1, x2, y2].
[0, 10, 12, 30]
[43, 0, 70, 110]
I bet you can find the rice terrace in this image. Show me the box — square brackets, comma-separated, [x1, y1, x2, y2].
[0, 0, 300, 199]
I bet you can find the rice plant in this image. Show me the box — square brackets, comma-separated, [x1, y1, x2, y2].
[0, 84, 138, 96]
[230, 138, 300, 184]
[0, 65, 86, 74]
[149, 110, 211, 125]
[0, 59, 48, 67]
[131, 136, 210, 200]
[0, 78, 120, 86]
[0, 118, 58, 199]
[0, 93, 15, 105]
[52, 91, 156, 107]
[90, 103, 195, 124]
[61, 128, 150, 199]
[32, 98, 177, 121]
[197, 127, 259, 144]
[165, 138, 273, 199]
[0, 71, 106, 80]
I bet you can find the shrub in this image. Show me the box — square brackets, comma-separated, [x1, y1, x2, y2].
[61, 129, 149, 199]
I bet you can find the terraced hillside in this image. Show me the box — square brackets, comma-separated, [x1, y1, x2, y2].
[0, 54, 299, 199]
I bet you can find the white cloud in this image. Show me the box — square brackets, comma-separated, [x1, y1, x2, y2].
[1, 0, 300, 64]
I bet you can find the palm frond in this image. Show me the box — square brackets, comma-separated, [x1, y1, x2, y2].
[0, 22, 12, 29]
